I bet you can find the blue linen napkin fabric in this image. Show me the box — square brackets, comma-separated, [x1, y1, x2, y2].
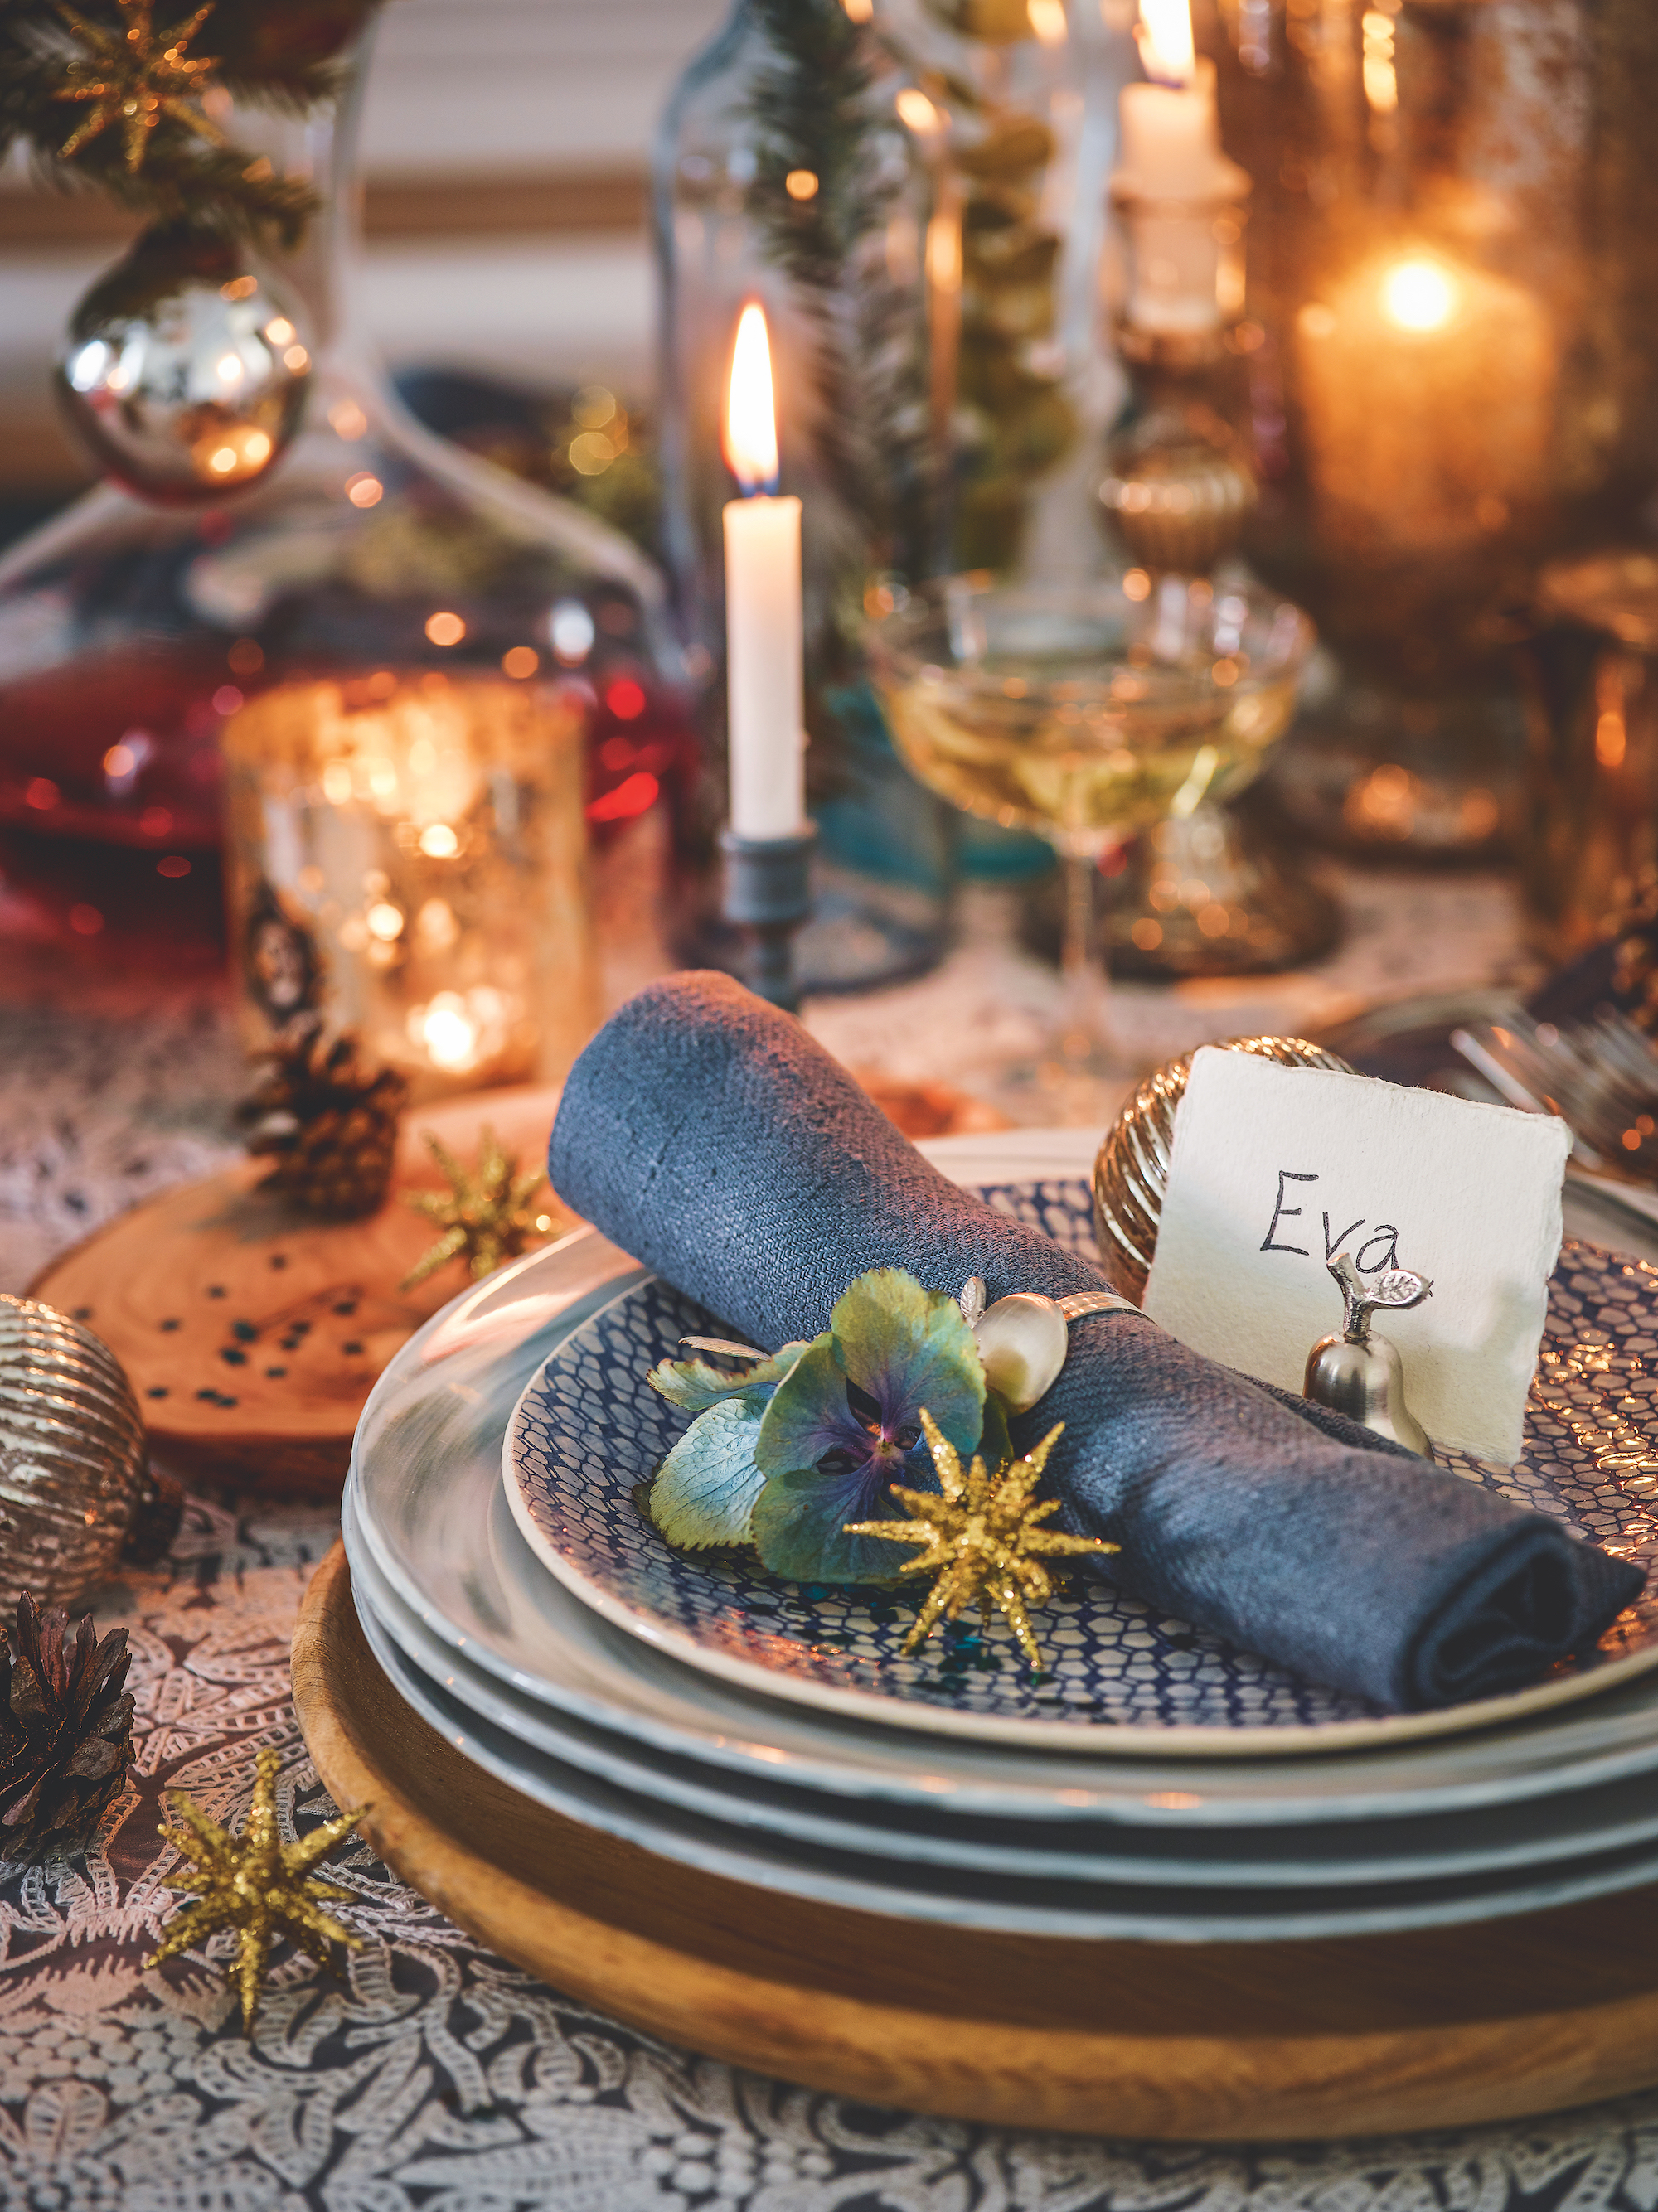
[549, 972, 1644, 1713]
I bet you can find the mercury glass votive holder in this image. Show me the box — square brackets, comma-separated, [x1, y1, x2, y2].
[221, 670, 597, 1099]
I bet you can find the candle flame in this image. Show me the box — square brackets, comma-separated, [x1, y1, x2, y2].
[725, 302, 779, 493]
[1380, 256, 1459, 332]
[1028, 0, 1068, 43]
[1137, 0, 1195, 86]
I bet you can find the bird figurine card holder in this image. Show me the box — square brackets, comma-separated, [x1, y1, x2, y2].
[1142, 1048, 1571, 1464]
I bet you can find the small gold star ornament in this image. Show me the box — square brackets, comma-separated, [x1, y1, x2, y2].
[55, 0, 226, 172]
[845, 1408, 1119, 1670]
[146, 1747, 366, 2031]
[400, 1126, 560, 1290]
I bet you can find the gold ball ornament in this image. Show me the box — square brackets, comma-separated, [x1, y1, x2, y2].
[0, 1295, 175, 1607]
[56, 225, 309, 505]
[1093, 1035, 1354, 1306]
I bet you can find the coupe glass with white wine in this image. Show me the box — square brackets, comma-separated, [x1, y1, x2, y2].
[866, 573, 1314, 1111]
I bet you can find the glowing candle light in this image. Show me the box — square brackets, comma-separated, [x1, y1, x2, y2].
[1137, 0, 1195, 85]
[1379, 256, 1459, 334]
[722, 303, 807, 840]
[1113, 0, 1248, 333]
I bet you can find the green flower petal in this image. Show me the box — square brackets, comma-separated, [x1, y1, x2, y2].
[752, 1464, 915, 1585]
[648, 1396, 770, 1549]
[828, 1267, 985, 1458]
[649, 1340, 810, 1413]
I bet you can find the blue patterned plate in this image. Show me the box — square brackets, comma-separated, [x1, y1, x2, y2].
[503, 1177, 1658, 1752]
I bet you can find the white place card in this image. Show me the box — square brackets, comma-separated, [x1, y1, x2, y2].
[1142, 1048, 1572, 1464]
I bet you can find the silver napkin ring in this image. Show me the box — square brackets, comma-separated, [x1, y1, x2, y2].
[959, 1277, 1138, 1415]
[682, 1278, 1139, 1420]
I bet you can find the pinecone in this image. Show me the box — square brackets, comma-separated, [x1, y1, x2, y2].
[0, 1593, 133, 1861]
[238, 1016, 409, 1220]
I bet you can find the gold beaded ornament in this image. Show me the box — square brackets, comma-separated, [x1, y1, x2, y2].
[1092, 1034, 1353, 1306]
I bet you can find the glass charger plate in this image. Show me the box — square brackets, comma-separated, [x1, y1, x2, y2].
[504, 1174, 1658, 1756]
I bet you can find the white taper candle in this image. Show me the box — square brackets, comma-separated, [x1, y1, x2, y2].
[722, 303, 807, 840]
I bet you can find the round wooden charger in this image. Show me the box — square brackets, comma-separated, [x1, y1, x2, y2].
[294, 1542, 1658, 2142]
[30, 1085, 568, 1498]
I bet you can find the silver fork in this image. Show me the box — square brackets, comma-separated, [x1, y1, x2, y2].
[1451, 1006, 1658, 1185]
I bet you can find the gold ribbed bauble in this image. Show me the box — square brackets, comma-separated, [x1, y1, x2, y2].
[0, 1296, 158, 1606]
[1093, 1036, 1354, 1306]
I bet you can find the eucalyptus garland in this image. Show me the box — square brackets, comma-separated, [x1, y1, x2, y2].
[0, 0, 381, 248]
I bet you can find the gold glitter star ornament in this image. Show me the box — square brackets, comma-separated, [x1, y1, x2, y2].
[845, 1409, 1120, 1670]
[146, 1747, 366, 2031]
[400, 1126, 559, 1289]
[55, 0, 226, 172]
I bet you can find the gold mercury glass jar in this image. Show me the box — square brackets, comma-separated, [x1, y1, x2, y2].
[221, 670, 596, 1100]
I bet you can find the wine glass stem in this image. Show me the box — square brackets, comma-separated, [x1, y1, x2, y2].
[1059, 849, 1110, 1063]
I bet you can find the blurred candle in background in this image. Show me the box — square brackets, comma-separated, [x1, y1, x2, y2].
[1113, 0, 1248, 336]
[1294, 249, 1555, 558]
[721, 303, 807, 840]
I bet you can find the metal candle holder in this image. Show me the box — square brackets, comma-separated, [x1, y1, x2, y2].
[720, 822, 817, 1014]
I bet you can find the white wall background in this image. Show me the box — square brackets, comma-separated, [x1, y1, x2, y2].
[361, 0, 726, 174]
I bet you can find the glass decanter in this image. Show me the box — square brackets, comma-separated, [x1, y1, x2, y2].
[0, 31, 691, 975]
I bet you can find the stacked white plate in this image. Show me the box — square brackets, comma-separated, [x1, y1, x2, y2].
[343, 1131, 1658, 1943]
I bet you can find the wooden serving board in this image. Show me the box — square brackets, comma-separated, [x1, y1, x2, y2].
[294, 1542, 1658, 2142]
[31, 1085, 568, 1497]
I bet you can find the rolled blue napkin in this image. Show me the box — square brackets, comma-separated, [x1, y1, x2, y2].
[549, 972, 1644, 1711]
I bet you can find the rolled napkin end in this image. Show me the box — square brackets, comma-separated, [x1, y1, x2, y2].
[551, 973, 1650, 1716]
[1400, 1517, 1645, 1712]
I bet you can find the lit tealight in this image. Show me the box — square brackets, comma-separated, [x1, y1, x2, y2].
[1379, 257, 1459, 332]
[419, 823, 460, 859]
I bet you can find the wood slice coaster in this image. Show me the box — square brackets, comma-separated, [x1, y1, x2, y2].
[27, 1072, 1006, 1499]
[30, 1085, 569, 1498]
[294, 1541, 1658, 2142]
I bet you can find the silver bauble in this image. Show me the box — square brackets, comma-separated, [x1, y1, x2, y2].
[1093, 1035, 1354, 1306]
[0, 1296, 153, 1606]
[56, 226, 310, 505]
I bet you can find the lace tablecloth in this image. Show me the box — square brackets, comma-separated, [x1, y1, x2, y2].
[13, 895, 1658, 2212]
